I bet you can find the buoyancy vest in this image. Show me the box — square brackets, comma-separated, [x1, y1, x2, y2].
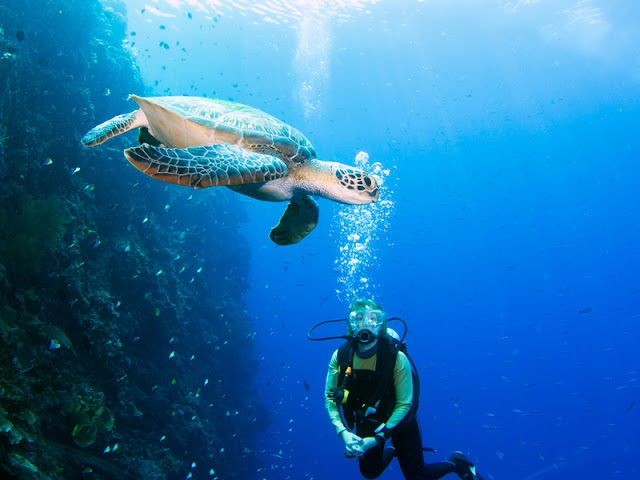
[336, 335, 420, 435]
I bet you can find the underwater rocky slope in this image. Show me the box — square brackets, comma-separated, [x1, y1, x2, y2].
[0, 1, 267, 479]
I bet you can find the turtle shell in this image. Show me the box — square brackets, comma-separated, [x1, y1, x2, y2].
[131, 95, 315, 163]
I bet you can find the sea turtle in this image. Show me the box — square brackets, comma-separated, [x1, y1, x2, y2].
[81, 95, 379, 245]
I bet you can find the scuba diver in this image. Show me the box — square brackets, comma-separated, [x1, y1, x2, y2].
[313, 299, 484, 480]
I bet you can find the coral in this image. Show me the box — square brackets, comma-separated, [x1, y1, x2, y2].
[10, 328, 38, 374]
[72, 421, 98, 448]
[8, 452, 39, 474]
[71, 404, 113, 448]
[0, 406, 35, 445]
[0, 194, 68, 278]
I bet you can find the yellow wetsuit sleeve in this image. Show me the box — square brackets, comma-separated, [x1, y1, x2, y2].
[325, 349, 347, 435]
[385, 351, 413, 430]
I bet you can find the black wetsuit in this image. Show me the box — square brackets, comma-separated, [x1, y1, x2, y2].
[357, 414, 455, 480]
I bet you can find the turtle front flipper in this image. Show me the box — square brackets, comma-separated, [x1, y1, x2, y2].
[270, 196, 319, 246]
[123, 144, 288, 189]
[81, 110, 147, 147]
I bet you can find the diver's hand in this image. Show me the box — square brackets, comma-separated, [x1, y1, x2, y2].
[340, 431, 364, 458]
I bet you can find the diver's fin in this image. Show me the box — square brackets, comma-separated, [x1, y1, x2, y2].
[123, 144, 288, 189]
[270, 195, 319, 246]
[81, 109, 147, 147]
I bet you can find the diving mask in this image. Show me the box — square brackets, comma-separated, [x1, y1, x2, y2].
[348, 308, 385, 343]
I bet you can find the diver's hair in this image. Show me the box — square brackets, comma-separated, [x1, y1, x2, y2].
[346, 298, 388, 336]
[349, 298, 383, 313]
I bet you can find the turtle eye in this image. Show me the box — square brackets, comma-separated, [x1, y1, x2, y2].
[364, 176, 372, 187]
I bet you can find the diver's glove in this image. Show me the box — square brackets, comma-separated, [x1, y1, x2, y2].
[340, 431, 364, 458]
[448, 452, 483, 480]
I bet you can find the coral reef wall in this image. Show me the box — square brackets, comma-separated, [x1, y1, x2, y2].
[0, 1, 267, 479]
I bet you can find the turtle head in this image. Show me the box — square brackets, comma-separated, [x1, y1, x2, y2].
[321, 162, 379, 205]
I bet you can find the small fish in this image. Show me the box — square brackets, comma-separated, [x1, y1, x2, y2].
[209, 469, 215, 476]
[109, 203, 118, 210]
[196, 267, 203, 273]
[91, 240, 101, 248]
[123, 244, 130, 253]
[83, 184, 94, 192]
[188, 195, 193, 200]
[579, 307, 593, 315]
[190, 355, 195, 361]
[204, 379, 209, 386]
[130, 31, 136, 36]
[115, 301, 121, 308]
[16, 31, 25, 41]
[191, 462, 196, 468]
[155, 308, 161, 316]
[164, 204, 171, 212]
[42, 158, 53, 166]
[160, 435, 166, 442]
[131, 336, 140, 342]
[187, 12, 192, 19]
[112, 443, 118, 452]
[169, 351, 175, 359]
[189, 277, 195, 283]
[169, 337, 175, 344]
[102, 88, 111, 96]
[103, 446, 110, 454]
[171, 379, 176, 385]
[142, 217, 149, 224]
[49, 339, 61, 350]
[187, 473, 192, 480]
[303, 380, 310, 391]
[156, 269, 163, 276]
[178, 267, 186, 274]
[159, 25, 166, 29]
[81, 467, 93, 474]
[627, 402, 635, 414]
[71, 167, 81, 175]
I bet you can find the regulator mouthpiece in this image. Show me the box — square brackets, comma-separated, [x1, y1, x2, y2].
[356, 329, 377, 344]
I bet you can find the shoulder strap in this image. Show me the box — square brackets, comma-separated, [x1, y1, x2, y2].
[363, 336, 400, 411]
[336, 341, 355, 384]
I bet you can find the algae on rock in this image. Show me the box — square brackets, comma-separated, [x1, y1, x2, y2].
[0, 194, 69, 278]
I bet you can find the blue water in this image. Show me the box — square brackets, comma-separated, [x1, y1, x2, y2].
[97, 1, 640, 478]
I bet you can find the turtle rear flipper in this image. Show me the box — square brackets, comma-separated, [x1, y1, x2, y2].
[81, 110, 147, 147]
[123, 144, 288, 189]
[270, 195, 319, 246]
